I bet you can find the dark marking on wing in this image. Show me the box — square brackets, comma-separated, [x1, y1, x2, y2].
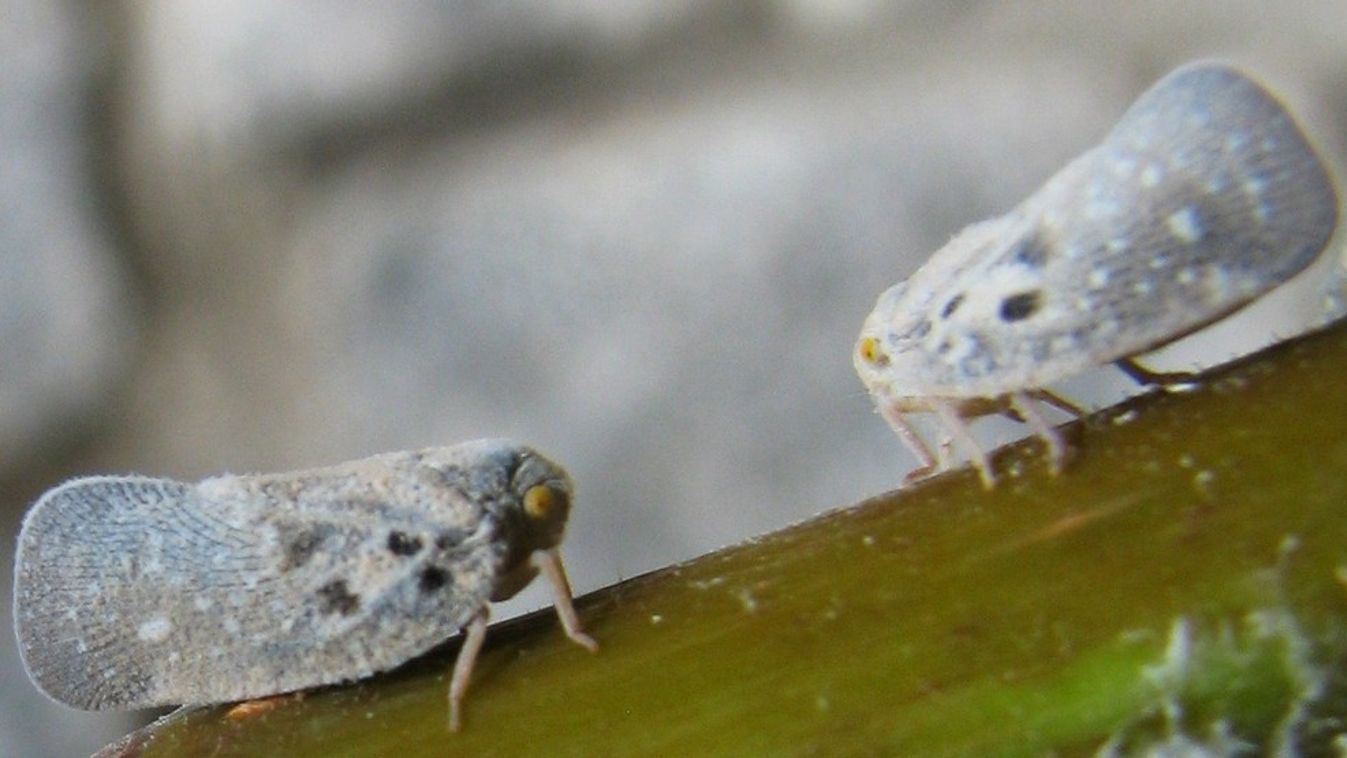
[419, 566, 449, 593]
[316, 580, 360, 616]
[386, 531, 422, 557]
[999, 291, 1042, 322]
[282, 529, 325, 571]
[940, 294, 964, 319]
[1009, 232, 1052, 268]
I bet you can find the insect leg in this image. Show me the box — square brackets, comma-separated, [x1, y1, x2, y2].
[930, 398, 995, 489]
[1115, 357, 1198, 388]
[535, 547, 599, 652]
[448, 609, 490, 732]
[1010, 392, 1068, 475]
[935, 430, 955, 471]
[1030, 389, 1085, 418]
[875, 401, 941, 483]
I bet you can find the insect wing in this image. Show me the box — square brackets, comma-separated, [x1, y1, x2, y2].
[897, 63, 1337, 396]
[1035, 64, 1336, 360]
[14, 467, 501, 710]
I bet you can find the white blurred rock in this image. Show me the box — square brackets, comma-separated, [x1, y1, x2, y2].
[0, 4, 138, 756]
[0, 3, 133, 465]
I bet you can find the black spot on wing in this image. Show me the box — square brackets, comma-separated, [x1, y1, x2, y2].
[386, 531, 422, 556]
[419, 566, 449, 593]
[999, 291, 1042, 322]
[316, 579, 360, 616]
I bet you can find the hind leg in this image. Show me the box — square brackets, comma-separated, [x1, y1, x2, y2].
[1010, 391, 1070, 475]
[1115, 357, 1198, 387]
[1030, 388, 1085, 418]
[930, 398, 995, 489]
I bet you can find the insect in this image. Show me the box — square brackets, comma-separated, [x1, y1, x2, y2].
[855, 61, 1339, 488]
[12, 439, 598, 731]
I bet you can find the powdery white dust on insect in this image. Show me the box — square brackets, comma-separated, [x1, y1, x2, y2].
[855, 61, 1338, 488]
[12, 439, 598, 732]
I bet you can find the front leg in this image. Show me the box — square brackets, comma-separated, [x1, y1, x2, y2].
[535, 547, 599, 652]
[876, 401, 942, 484]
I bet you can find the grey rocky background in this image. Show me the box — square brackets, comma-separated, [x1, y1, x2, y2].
[3, 2, 1345, 755]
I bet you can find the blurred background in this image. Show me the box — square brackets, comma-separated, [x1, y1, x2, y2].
[3, 2, 1345, 754]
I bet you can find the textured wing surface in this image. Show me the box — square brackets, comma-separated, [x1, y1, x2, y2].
[1049, 63, 1339, 350]
[14, 468, 502, 709]
[900, 63, 1337, 396]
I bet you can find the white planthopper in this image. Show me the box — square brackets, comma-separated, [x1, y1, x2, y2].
[13, 440, 598, 732]
[855, 61, 1339, 488]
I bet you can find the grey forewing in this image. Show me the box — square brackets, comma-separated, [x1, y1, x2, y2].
[14, 464, 507, 710]
[924, 64, 1336, 393]
[1060, 65, 1333, 362]
[1101, 63, 1336, 282]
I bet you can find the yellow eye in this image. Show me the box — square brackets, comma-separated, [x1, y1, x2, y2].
[524, 485, 563, 520]
[858, 336, 885, 365]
